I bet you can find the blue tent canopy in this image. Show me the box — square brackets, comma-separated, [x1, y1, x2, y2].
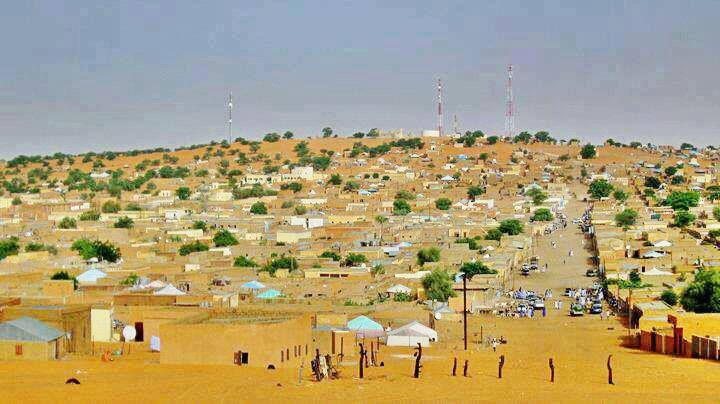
[257, 289, 282, 299]
[241, 280, 265, 290]
[347, 315, 383, 331]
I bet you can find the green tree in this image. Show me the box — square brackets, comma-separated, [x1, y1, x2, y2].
[680, 269, 720, 313]
[113, 216, 134, 229]
[459, 261, 497, 278]
[663, 191, 700, 211]
[395, 189, 416, 201]
[319, 251, 341, 261]
[486, 136, 499, 145]
[531, 208, 554, 222]
[393, 198, 412, 215]
[588, 179, 614, 199]
[580, 144, 596, 159]
[375, 215, 388, 242]
[664, 166, 677, 177]
[79, 210, 100, 221]
[660, 289, 678, 306]
[213, 229, 239, 247]
[176, 186, 191, 200]
[673, 211, 695, 227]
[343, 253, 368, 267]
[714, 206, 720, 222]
[343, 180, 359, 192]
[250, 201, 268, 215]
[71, 239, 121, 262]
[192, 220, 207, 231]
[421, 270, 456, 302]
[485, 228, 502, 241]
[120, 273, 139, 286]
[0, 237, 20, 261]
[263, 132, 280, 142]
[417, 247, 441, 265]
[498, 219, 523, 235]
[327, 174, 342, 186]
[435, 197, 452, 210]
[321, 127, 333, 138]
[282, 131, 294, 139]
[467, 185, 485, 201]
[526, 188, 548, 205]
[615, 208, 638, 227]
[59, 217, 77, 229]
[613, 189, 628, 202]
[644, 176, 662, 189]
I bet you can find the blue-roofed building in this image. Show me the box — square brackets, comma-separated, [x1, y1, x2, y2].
[0, 317, 65, 360]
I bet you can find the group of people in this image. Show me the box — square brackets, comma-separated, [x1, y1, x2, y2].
[544, 214, 568, 235]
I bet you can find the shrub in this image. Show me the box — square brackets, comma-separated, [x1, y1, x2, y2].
[51, 270, 78, 290]
[343, 253, 368, 267]
[580, 144, 596, 159]
[615, 209, 638, 227]
[417, 247, 441, 265]
[459, 261, 497, 277]
[114, 216, 134, 229]
[213, 229, 238, 247]
[178, 241, 209, 256]
[71, 238, 121, 262]
[250, 201, 268, 215]
[485, 228, 502, 241]
[393, 292, 413, 302]
[59, 217, 77, 229]
[588, 179, 614, 199]
[176, 187, 191, 200]
[392, 199, 412, 215]
[191, 220, 207, 231]
[435, 197, 452, 210]
[498, 219, 523, 235]
[660, 289, 678, 306]
[101, 200, 121, 213]
[319, 251, 341, 261]
[79, 211, 101, 221]
[0, 237, 20, 261]
[673, 211, 695, 228]
[234, 256, 259, 267]
[531, 208, 553, 222]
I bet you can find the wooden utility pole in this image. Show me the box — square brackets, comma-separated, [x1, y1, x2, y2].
[463, 360, 469, 377]
[452, 357, 457, 376]
[498, 355, 505, 379]
[463, 274, 468, 350]
[607, 354, 614, 385]
[549, 358, 554, 382]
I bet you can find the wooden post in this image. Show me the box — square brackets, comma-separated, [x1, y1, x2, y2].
[607, 354, 614, 385]
[498, 355, 505, 379]
[549, 358, 554, 382]
[413, 343, 422, 378]
[452, 357, 457, 376]
[463, 359, 469, 377]
[463, 274, 468, 350]
[358, 343, 366, 379]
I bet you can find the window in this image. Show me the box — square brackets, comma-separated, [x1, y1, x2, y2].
[15, 345, 22, 356]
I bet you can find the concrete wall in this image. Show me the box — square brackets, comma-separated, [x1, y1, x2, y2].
[0, 339, 62, 360]
[91, 308, 113, 342]
[160, 315, 312, 368]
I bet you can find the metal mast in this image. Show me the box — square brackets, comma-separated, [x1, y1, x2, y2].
[505, 65, 515, 138]
[437, 78, 443, 137]
[228, 91, 233, 142]
[453, 114, 459, 135]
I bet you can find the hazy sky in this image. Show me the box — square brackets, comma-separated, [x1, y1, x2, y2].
[1, 1, 719, 158]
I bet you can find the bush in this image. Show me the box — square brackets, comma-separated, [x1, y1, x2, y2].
[261, 255, 298, 275]
[417, 247, 441, 265]
[371, 264, 385, 276]
[485, 228, 502, 241]
[531, 208, 553, 222]
[393, 292, 413, 302]
[101, 200, 121, 213]
[613, 189, 628, 202]
[250, 201, 268, 215]
[498, 219, 523, 235]
[319, 251, 341, 261]
[294, 205, 307, 215]
[114, 216, 134, 229]
[234, 256, 259, 267]
[192, 220, 207, 231]
[455, 237, 481, 250]
[467, 185, 485, 200]
[51, 270, 78, 290]
[392, 199, 412, 215]
[663, 191, 700, 211]
[178, 241, 209, 256]
[71, 239, 121, 262]
[580, 144, 596, 159]
[0, 237, 20, 261]
[435, 197, 452, 210]
[615, 209, 638, 227]
[343, 253, 368, 267]
[588, 179, 614, 199]
[680, 269, 720, 312]
[176, 187, 191, 200]
[59, 217, 77, 229]
[644, 176, 662, 189]
[421, 270, 456, 302]
[79, 210, 101, 221]
[213, 229, 238, 247]
[673, 211, 695, 228]
[660, 289, 678, 306]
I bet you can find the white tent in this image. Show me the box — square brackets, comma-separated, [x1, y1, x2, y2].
[653, 240, 672, 247]
[387, 284, 412, 294]
[386, 321, 438, 347]
[644, 267, 674, 276]
[642, 250, 666, 259]
[146, 280, 166, 289]
[76, 268, 108, 284]
[154, 284, 186, 296]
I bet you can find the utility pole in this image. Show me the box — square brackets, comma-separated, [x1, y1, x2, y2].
[463, 274, 468, 350]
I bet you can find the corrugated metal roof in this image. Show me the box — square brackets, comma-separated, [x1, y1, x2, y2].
[0, 317, 64, 342]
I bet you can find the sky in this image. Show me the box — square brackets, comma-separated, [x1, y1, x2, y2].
[1, 0, 719, 158]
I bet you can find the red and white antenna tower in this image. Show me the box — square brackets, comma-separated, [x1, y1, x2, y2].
[505, 64, 515, 138]
[437, 78, 444, 137]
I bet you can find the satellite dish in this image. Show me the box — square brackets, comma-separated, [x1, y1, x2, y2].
[122, 325, 137, 342]
[434, 312, 442, 320]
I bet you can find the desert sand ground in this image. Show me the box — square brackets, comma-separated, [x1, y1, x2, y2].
[1, 192, 717, 403]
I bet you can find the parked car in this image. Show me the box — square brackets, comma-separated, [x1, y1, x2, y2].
[589, 303, 603, 314]
[570, 303, 584, 316]
[521, 267, 530, 276]
[533, 299, 545, 309]
[564, 288, 573, 297]
[586, 268, 598, 277]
